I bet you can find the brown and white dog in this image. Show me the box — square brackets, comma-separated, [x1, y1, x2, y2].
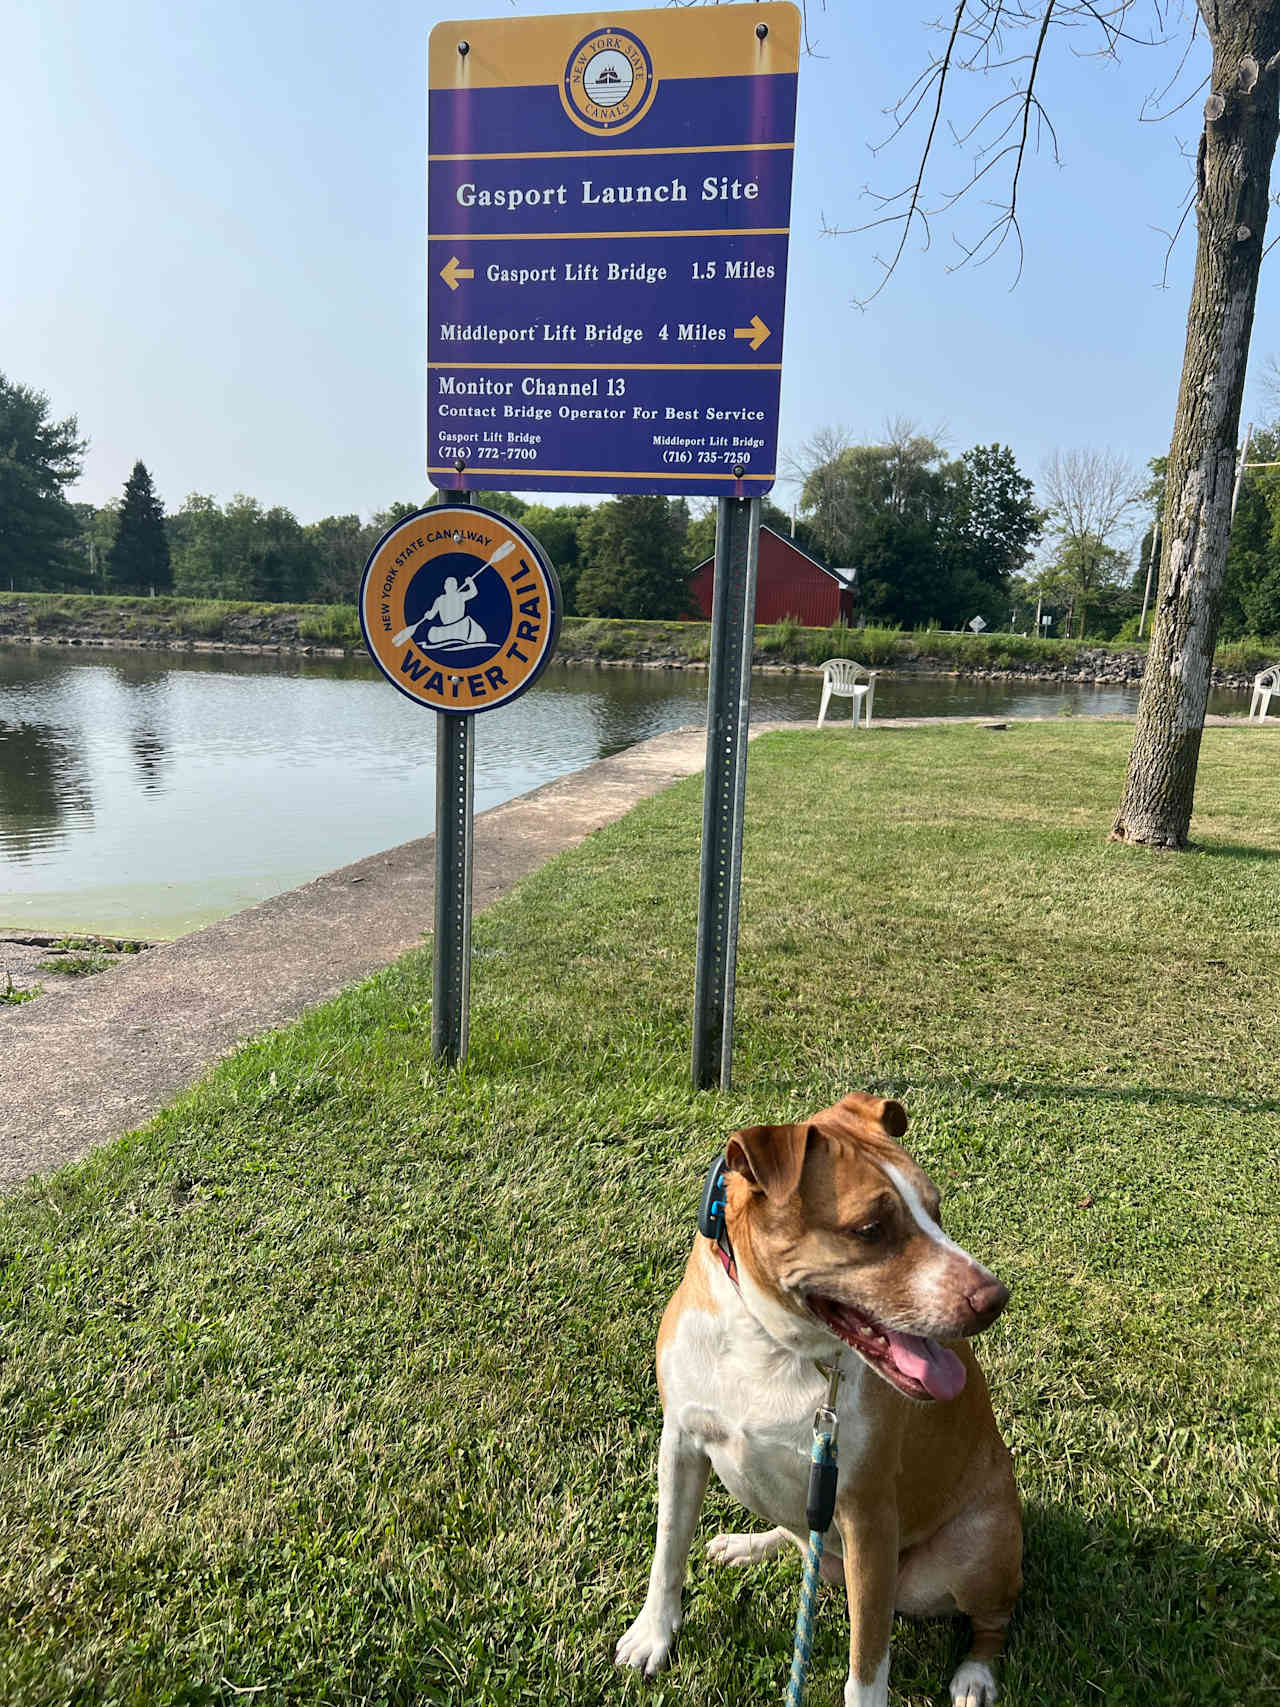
[615, 1093, 1022, 1707]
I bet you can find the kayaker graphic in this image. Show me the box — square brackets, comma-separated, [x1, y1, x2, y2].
[392, 540, 516, 652]
[419, 573, 486, 648]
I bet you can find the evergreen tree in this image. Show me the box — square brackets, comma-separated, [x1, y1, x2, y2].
[0, 372, 87, 591]
[108, 461, 171, 595]
[575, 496, 693, 619]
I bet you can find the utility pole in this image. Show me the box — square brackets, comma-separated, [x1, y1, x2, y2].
[1230, 422, 1255, 526]
[1138, 520, 1160, 641]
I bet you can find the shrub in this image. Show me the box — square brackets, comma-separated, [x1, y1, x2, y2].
[178, 602, 236, 638]
[757, 614, 802, 656]
[1215, 636, 1280, 676]
[299, 607, 361, 647]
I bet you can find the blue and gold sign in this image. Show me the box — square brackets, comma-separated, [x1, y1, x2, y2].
[359, 505, 561, 713]
[427, 4, 801, 496]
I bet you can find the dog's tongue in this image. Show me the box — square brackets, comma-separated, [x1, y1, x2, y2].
[884, 1331, 966, 1400]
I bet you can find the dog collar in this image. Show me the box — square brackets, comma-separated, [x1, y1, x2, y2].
[697, 1153, 739, 1287]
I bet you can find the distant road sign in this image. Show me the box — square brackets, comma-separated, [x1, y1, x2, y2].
[427, 3, 800, 497]
[359, 505, 561, 713]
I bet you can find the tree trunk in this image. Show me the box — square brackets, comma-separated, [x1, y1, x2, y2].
[1113, 4, 1280, 849]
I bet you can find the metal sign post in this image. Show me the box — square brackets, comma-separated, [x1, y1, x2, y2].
[432, 489, 474, 1065]
[432, 710, 474, 1064]
[357, 500, 561, 1070]
[692, 494, 760, 1090]
[419, 4, 799, 1086]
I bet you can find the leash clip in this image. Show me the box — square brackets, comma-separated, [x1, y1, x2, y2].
[812, 1357, 843, 1445]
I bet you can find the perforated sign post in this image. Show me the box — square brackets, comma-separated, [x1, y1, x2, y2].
[427, 2, 799, 1088]
[359, 502, 561, 1065]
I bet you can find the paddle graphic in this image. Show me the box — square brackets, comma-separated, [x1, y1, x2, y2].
[392, 540, 518, 647]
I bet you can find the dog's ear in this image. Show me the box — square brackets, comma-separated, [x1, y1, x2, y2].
[842, 1092, 909, 1136]
[725, 1122, 811, 1205]
[813, 1092, 909, 1142]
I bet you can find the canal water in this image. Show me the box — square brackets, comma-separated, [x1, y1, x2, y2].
[0, 645, 1250, 938]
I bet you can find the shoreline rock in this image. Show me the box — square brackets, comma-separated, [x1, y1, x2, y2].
[0, 620, 1262, 689]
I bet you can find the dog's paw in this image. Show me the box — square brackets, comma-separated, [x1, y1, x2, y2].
[615, 1610, 678, 1677]
[949, 1659, 998, 1707]
[843, 1659, 890, 1707]
[707, 1528, 784, 1568]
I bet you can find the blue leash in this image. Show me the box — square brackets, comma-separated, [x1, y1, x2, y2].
[785, 1362, 842, 1707]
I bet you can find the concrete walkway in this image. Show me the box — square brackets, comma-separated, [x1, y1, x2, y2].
[0, 725, 717, 1192]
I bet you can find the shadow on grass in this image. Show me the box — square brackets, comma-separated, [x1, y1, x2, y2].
[912, 1075, 1280, 1118]
[999, 1501, 1272, 1707]
[1190, 841, 1280, 862]
[676, 1502, 1274, 1707]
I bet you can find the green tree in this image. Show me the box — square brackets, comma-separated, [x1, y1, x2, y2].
[938, 444, 1043, 626]
[1041, 533, 1134, 638]
[107, 461, 171, 595]
[69, 502, 119, 592]
[1241, 454, 1280, 634]
[168, 494, 225, 597]
[1222, 425, 1280, 638]
[800, 427, 949, 568]
[851, 510, 942, 628]
[686, 502, 717, 568]
[1041, 449, 1141, 639]
[422, 489, 527, 518]
[302, 513, 366, 604]
[576, 496, 693, 619]
[1139, 430, 1280, 641]
[800, 432, 949, 626]
[521, 502, 589, 613]
[219, 496, 307, 603]
[368, 500, 432, 539]
[0, 373, 87, 591]
[797, 428, 1039, 628]
[167, 493, 307, 601]
[685, 497, 811, 571]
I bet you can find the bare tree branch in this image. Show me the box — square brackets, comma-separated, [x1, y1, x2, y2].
[824, 1, 1191, 302]
[1043, 447, 1144, 544]
[833, 0, 969, 304]
[1139, 8, 1204, 120]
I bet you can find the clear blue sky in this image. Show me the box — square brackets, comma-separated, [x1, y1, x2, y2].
[4, 0, 1274, 522]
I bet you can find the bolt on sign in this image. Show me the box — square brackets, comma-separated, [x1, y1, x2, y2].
[359, 505, 561, 713]
[428, 3, 800, 497]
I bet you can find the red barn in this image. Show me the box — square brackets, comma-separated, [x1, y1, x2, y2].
[688, 527, 856, 626]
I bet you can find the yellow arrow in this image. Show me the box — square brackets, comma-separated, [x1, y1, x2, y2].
[440, 256, 475, 292]
[733, 314, 771, 352]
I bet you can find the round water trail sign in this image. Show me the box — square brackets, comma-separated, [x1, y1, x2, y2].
[359, 505, 561, 712]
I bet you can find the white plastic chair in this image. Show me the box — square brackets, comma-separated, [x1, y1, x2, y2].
[817, 659, 877, 729]
[1249, 664, 1280, 721]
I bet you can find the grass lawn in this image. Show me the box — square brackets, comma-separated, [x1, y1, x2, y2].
[2, 724, 1278, 1707]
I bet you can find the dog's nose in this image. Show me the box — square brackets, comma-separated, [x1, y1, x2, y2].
[964, 1278, 1010, 1331]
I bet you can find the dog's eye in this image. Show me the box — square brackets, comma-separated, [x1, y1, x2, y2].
[850, 1220, 884, 1244]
